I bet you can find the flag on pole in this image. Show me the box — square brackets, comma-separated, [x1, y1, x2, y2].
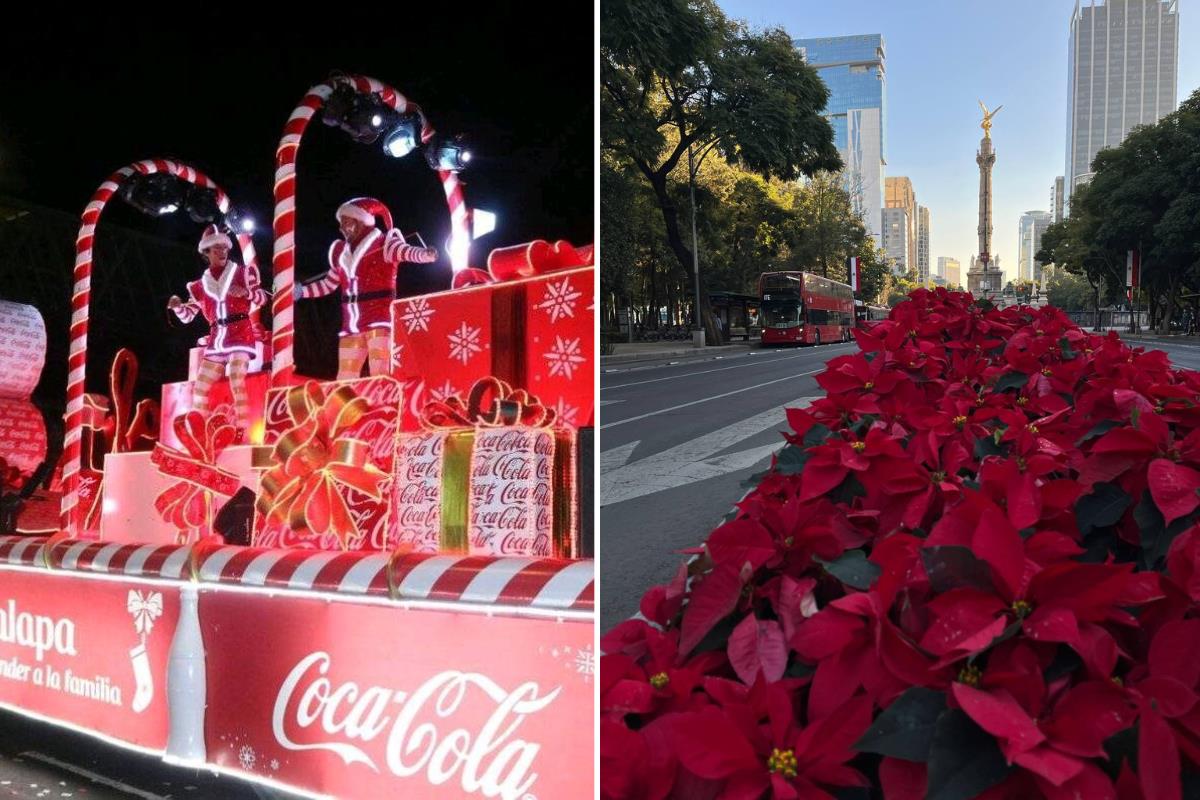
[849, 256, 860, 292]
[1126, 250, 1140, 289]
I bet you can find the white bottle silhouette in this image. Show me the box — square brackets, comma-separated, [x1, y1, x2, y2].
[165, 585, 207, 762]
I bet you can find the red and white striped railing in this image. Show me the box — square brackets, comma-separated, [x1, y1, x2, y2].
[0, 537, 594, 613]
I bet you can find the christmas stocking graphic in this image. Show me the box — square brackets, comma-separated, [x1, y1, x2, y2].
[129, 643, 153, 713]
[126, 590, 163, 714]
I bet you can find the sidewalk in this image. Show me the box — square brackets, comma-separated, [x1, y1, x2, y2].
[601, 340, 757, 367]
[1098, 328, 1200, 343]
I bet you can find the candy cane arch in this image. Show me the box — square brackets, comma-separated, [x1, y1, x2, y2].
[62, 159, 258, 538]
[270, 74, 471, 384]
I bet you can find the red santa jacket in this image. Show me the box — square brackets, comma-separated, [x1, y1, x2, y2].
[298, 228, 438, 336]
[172, 262, 267, 358]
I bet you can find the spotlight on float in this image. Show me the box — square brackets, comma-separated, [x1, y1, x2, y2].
[424, 135, 471, 172]
[345, 97, 395, 144]
[470, 208, 496, 239]
[383, 113, 421, 158]
[120, 172, 187, 218]
[320, 84, 395, 144]
[224, 208, 256, 234]
[184, 186, 223, 224]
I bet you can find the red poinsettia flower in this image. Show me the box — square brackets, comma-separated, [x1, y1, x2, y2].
[670, 684, 874, 799]
[924, 495, 1161, 675]
[1166, 524, 1200, 601]
[601, 715, 678, 800]
[601, 625, 726, 720]
[865, 437, 971, 533]
[816, 352, 904, 398]
[799, 391, 882, 431]
[791, 588, 933, 720]
[953, 679, 1134, 793]
[1119, 617, 1200, 798]
[714, 495, 865, 579]
[901, 394, 990, 468]
[797, 426, 907, 503]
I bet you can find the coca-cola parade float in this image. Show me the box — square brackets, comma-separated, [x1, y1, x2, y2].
[0, 74, 595, 799]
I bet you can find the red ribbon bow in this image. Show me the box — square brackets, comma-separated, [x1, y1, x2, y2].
[452, 240, 594, 288]
[151, 409, 241, 534]
[421, 377, 556, 430]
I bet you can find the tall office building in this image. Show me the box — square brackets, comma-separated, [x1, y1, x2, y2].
[881, 207, 910, 275]
[916, 205, 930, 284]
[1051, 176, 1065, 222]
[795, 34, 887, 245]
[885, 177, 918, 271]
[938, 257, 961, 287]
[1065, 0, 1178, 211]
[1018, 211, 1054, 284]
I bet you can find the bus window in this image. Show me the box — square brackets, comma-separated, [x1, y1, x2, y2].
[762, 301, 801, 327]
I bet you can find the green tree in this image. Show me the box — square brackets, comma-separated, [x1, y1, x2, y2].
[1043, 267, 1093, 311]
[601, 0, 841, 343]
[1059, 89, 1200, 332]
[785, 172, 871, 279]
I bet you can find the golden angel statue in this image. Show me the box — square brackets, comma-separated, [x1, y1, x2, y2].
[979, 100, 1003, 138]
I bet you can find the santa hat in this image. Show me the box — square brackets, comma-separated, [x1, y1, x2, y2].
[197, 224, 233, 252]
[336, 197, 393, 231]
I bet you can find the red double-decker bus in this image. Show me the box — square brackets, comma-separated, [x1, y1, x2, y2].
[759, 271, 854, 346]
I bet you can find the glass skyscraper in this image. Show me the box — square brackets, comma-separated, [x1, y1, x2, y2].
[1065, 0, 1178, 211]
[1018, 211, 1053, 285]
[794, 34, 887, 246]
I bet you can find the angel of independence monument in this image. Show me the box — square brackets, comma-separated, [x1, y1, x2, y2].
[967, 101, 1005, 301]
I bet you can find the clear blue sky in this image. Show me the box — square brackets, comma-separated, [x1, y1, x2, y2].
[717, 0, 1199, 283]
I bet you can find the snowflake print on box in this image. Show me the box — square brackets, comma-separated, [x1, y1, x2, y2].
[551, 398, 580, 427]
[536, 277, 583, 323]
[239, 744, 257, 770]
[429, 379, 459, 403]
[544, 336, 585, 381]
[540, 643, 594, 684]
[448, 322, 483, 365]
[398, 296, 435, 334]
[389, 265, 596, 428]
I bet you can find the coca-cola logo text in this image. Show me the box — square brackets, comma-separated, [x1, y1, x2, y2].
[272, 652, 561, 799]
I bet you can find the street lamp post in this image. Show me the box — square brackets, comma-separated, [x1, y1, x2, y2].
[688, 144, 704, 348]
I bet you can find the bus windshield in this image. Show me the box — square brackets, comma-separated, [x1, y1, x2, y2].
[762, 301, 801, 327]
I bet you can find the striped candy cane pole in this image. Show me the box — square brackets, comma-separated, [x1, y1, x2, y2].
[62, 159, 255, 538]
[270, 74, 471, 386]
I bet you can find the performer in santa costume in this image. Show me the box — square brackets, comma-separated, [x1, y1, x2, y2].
[167, 225, 267, 437]
[295, 197, 438, 379]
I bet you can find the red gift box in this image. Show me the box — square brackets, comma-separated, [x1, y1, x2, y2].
[252, 375, 401, 552]
[159, 372, 270, 448]
[391, 264, 594, 431]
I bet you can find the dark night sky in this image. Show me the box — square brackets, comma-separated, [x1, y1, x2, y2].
[0, 8, 593, 394]
[0, 8, 593, 268]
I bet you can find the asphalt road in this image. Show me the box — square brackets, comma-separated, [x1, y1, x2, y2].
[599, 340, 855, 632]
[0, 710, 304, 799]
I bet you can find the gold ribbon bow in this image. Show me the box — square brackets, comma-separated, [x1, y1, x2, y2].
[255, 381, 389, 547]
[420, 376, 556, 430]
[151, 409, 241, 535]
